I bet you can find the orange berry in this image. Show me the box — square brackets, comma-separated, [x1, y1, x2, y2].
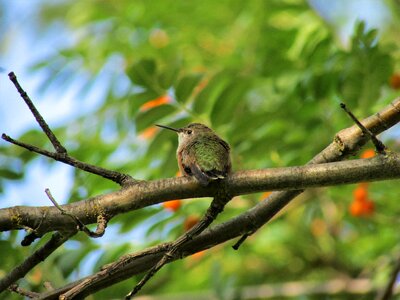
[162, 200, 181, 212]
[140, 95, 171, 111]
[353, 185, 368, 202]
[389, 73, 400, 90]
[363, 199, 375, 215]
[361, 149, 375, 159]
[350, 200, 364, 216]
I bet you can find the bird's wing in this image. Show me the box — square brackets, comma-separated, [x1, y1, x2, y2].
[191, 138, 230, 181]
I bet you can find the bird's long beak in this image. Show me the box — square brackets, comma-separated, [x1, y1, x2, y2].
[156, 124, 181, 132]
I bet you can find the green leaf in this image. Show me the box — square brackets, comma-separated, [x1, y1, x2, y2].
[174, 73, 203, 103]
[135, 104, 176, 132]
[192, 71, 231, 115]
[126, 59, 158, 88]
[159, 66, 180, 89]
[210, 77, 250, 126]
[57, 245, 97, 277]
[0, 169, 23, 180]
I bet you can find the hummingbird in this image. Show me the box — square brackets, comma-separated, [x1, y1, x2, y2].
[156, 123, 231, 186]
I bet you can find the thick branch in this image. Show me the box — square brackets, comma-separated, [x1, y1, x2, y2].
[0, 154, 399, 235]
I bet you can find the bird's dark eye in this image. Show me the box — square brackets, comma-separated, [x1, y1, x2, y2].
[187, 130, 192, 134]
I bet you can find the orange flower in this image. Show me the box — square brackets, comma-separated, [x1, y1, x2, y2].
[353, 185, 368, 201]
[350, 198, 375, 217]
[389, 73, 400, 90]
[361, 149, 375, 159]
[350, 200, 365, 216]
[162, 200, 181, 212]
[349, 183, 375, 217]
[140, 95, 171, 111]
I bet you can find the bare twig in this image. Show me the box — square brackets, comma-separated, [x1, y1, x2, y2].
[377, 253, 400, 300]
[1, 133, 134, 186]
[8, 72, 67, 154]
[126, 192, 232, 298]
[45, 188, 107, 238]
[0, 231, 76, 293]
[340, 102, 387, 153]
[3, 72, 136, 186]
[232, 232, 250, 250]
[8, 284, 40, 298]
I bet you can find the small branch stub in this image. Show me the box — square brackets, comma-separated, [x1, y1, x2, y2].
[340, 102, 387, 153]
[45, 188, 107, 238]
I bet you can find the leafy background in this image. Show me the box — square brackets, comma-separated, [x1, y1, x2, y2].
[1, 0, 400, 299]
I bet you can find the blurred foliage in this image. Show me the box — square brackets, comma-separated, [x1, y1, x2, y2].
[1, 0, 400, 299]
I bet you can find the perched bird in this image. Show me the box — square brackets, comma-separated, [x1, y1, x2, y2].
[156, 123, 231, 186]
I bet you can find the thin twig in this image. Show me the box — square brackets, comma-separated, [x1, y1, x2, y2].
[8, 72, 67, 154]
[45, 188, 107, 238]
[4, 72, 136, 186]
[8, 284, 40, 298]
[0, 231, 76, 293]
[340, 102, 387, 153]
[232, 232, 250, 250]
[126, 192, 232, 299]
[1, 133, 134, 185]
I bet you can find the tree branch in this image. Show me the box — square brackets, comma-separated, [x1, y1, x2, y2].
[0, 153, 398, 235]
